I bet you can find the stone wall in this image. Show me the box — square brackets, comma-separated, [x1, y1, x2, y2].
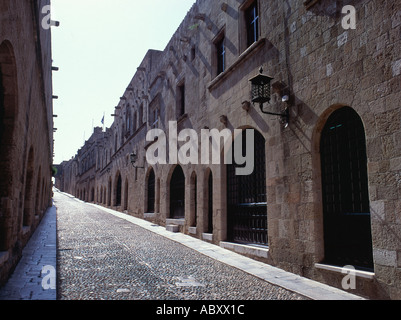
[0, 0, 55, 286]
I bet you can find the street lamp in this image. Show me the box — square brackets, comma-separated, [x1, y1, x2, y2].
[130, 151, 144, 169]
[249, 67, 289, 127]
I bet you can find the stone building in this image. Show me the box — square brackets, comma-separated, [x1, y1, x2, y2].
[57, 0, 401, 299]
[0, 0, 55, 285]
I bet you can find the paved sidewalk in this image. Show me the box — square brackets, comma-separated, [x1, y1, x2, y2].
[0, 204, 57, 300]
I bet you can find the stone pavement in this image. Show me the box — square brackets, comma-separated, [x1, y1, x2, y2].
[0, 190, 365, 301]
[0, 204, 57, 300]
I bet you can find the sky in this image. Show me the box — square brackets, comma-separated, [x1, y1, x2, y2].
[51, 0, 196, 164]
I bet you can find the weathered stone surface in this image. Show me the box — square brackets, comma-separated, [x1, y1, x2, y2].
[0, 0, 54, 287]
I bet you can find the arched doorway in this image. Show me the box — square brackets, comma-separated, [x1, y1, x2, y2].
[227, 129, 267, 246]
[207, 170, 213, 233]
[320, 106, 373, 271]
[147, 169, 155, 213]
[170, 166, 185, 219]
[115, 173, 122, 207]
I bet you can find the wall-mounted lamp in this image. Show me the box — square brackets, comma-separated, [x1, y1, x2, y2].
[130, 152, 144, 169]
[249, 67, 289, 127]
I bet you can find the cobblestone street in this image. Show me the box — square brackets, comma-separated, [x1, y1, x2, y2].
[55, 191, 307, 301]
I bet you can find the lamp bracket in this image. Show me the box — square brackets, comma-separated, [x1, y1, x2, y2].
[258, 103, 290, 125]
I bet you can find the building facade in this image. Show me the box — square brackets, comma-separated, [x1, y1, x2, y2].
[57, 0, 401, 299]
[0, 0, 55, 285]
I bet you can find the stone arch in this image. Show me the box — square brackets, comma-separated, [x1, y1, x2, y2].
[145, 167, 155, 213]
[315, 106, 373, 270]
[168, 165, 185, 219]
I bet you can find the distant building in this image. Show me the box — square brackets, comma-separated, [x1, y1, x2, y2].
[0, 0, 55, 285]
[57, 0, 401, 299]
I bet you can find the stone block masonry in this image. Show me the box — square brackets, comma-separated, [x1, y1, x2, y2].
[0, 0, 54, 287]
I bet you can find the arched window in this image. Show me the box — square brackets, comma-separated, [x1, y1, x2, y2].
[147, 169, 155, 213]
[227, 129, 267, 246]
[320, 107, 373, 270]
[170, 166, 185, 219]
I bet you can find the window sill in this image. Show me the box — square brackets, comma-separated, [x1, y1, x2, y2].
[315, 263, 375, 280]
[207, 37, 266, 91]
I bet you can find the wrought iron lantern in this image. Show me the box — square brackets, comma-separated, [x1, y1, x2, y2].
[250, 67, 274, 105]
[130, 151, 144, 169]
[249, 67, 289, 126]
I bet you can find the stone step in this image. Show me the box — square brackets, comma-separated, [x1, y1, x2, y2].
[166, 224, 180, 233]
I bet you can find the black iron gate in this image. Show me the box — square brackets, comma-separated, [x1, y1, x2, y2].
[320, 107, 373, 271]
[227, 130, 267, 246]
